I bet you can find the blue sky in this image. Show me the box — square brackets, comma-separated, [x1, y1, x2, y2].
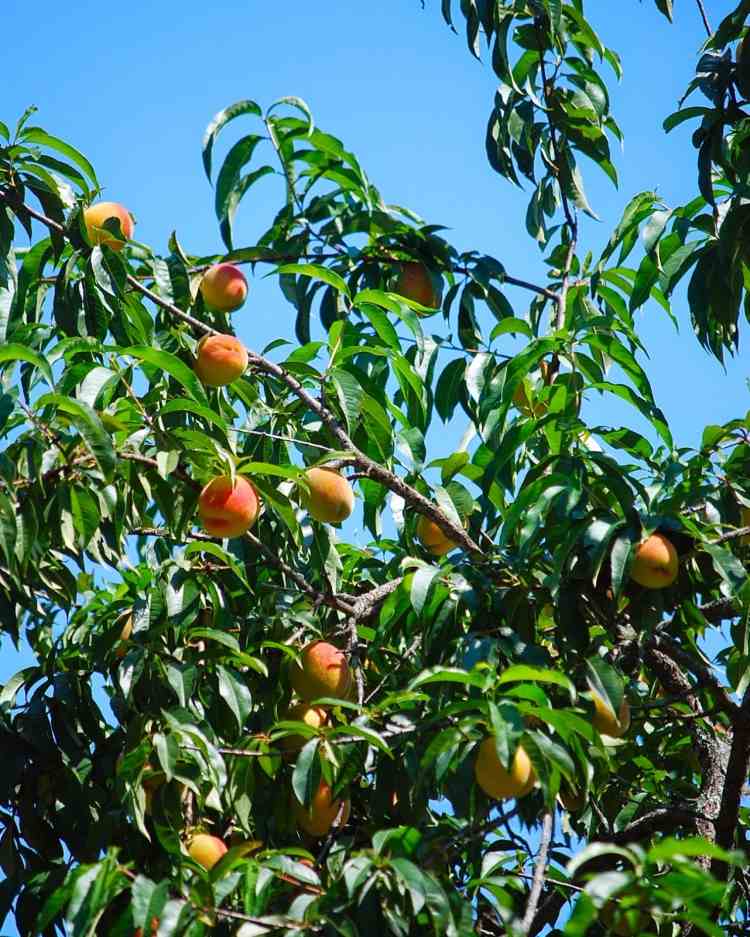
[1, 2, 746, 932]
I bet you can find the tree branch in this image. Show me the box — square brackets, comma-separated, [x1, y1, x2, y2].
[521, 811, 554, 934]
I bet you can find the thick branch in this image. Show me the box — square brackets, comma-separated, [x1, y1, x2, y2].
[712, 685, 750, 879]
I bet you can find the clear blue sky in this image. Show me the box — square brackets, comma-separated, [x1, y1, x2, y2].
[1, 2, 745, 933]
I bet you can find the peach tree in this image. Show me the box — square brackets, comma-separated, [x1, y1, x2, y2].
[1, 2, 750, 935]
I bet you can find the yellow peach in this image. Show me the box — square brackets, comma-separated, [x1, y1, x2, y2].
[294, 781, 350, 838]
[290, 641, 353, 701]
[395, 262, 439, 309]
[198, 475, 260, 538]
[280, 703, 329, 757]
[416, 514, 459, 556]
[474, 738, 536, 800]
[188, 833, 227, 870]
[194, 334, 248, 387]
[83, 201, 134, 251]
[591, 690, 631, 739]
[630, 533, 678, 589]
[302, 467, 354, 523]
[199, 263, 248, 312]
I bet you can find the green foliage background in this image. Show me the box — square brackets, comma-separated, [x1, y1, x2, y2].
[1, 2, 750, 935]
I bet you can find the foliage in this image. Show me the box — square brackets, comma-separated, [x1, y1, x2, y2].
[0, 2, 750, 935]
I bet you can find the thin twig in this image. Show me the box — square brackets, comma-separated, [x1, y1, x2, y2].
[521, 811, 554, 934]
[695, 0, 712, 37]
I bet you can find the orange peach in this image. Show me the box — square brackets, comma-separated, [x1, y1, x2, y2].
[280, 703, 330, 757]
[290, 640, 353, 701]
[194, 334, 248, 387]
[83, 201, 134, 251]
[188, 833, 227, 870]
[294, 781, 350, 838]
[395, 262, 439, 309]
[591, 691, 631, 739]
[198, 475, 260, 538]
[115, 613, 133, 659]
[474, 738, 535, 800]
[302, 468, 354, 523]
[630, 533, 678, 589]
[416, 514, 459, 556]
[199, 263, 248, 312]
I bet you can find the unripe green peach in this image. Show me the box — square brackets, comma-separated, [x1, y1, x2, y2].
[199, 263, 248, 312]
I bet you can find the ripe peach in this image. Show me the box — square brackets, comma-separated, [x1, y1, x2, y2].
[416, 514, 459, 556]
[630, 533, 678, 589]
[591, 690, 631, 739]
[280, 703, 329, 757]
[83, 201, 134, 251]
[302, 468, 354, 523]
[198, 475, 260, 538]
[395, 262, 439, 309]
[294, 781, 350, 838]
[290, 640, 353, 701]
[199, 263, 248, 312]
[474, 738, 536, 800]
[194, 334, 248, 387]
[188, 833, 228, 870]
[115, 613, 133, 659]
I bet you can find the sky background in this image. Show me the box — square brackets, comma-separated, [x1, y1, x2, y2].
[1, 1, 746, 933]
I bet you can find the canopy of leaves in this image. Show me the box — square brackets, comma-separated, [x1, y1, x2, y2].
[0, 2, 749, 936]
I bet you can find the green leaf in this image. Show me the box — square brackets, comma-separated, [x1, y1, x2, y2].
[292, 738, 321, 807]
[409, 667, 487, 690]
[216, 665, 253, 730]
[409, 566, 441, 616]
[202, 99, 262, 181]
[21, 128, 99, 187]
[35, 394, 116, 481]
[0, 342, 53, 386]
[278, 263, 351, 298]
[497, 665, 576, 700]
[124, 346, 208, 403]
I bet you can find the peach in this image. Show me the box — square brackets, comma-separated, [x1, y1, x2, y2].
[416, 513, 459, 556]
[194, 334, 248, 387]
[474, 738, 535, 800]
[294, 781, 350, 838]
[395, 262, 439, 309]
[290, 640, 353, 701]
[302, 467, 354, 523]
[115, 613, 133, 659]
[630, 533, 678, 589]
[188, 833, 227, 870]
[280, 703, 329, 757]
[591, 690, 631, 739]
[83, 201, 134, 251]
[198, 475, 260, 538]
[199, 263, 248, 312]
